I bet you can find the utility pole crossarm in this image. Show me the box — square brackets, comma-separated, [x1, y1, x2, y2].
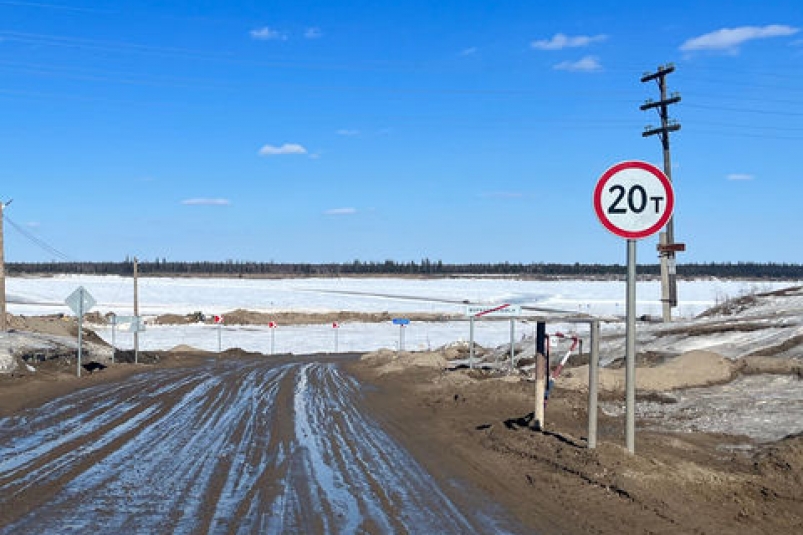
[642, 123, 681, 137]
[640, 94, 682, 111]
[640, 63, 675, 82]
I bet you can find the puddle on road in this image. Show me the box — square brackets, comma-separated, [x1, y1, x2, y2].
[603, 374, 803, 443]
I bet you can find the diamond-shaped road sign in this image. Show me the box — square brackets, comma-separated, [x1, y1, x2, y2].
[65, 286, 96, 317]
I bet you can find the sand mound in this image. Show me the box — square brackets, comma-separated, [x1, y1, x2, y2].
[169, 344, 205, 354]
[560, 350, 735, 393]
[361, 349, 448, 375]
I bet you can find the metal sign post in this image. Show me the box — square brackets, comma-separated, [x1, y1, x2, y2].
[465, 304, 522, 371]
[594, 160, 674, 454]
[392, 318, 410, 351]
[625, 241, 637, 451]
[65, 286, 96, 378]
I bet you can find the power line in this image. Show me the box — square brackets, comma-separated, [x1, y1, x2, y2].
[684, 102, 803, 116]
[3, 214, 74, 261]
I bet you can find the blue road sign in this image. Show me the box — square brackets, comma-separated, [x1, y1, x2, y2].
[392, 318, 410, 325]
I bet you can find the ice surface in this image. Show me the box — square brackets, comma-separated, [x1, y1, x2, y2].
[7, 275, 797, 355]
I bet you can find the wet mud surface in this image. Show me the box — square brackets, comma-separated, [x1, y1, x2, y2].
[0, 355, 522, 534]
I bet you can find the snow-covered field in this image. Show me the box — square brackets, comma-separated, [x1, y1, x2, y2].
[5, 275, 803, 443]
[6, 275, 797, 354]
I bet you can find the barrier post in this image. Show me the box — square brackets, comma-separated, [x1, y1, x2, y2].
[588, 320, 600, 449]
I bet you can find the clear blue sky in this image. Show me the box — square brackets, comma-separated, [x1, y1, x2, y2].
[1, 0, 801, 264]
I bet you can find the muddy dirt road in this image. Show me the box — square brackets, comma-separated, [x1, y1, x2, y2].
[0, 355, 521, 534]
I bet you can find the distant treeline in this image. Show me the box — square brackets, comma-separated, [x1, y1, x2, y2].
[6, 259, 803, 279]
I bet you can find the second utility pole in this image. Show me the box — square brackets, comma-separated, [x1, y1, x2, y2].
[641, 63, 684, 322]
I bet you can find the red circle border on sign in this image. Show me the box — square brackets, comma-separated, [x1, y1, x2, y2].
[593, 160, 675, 240]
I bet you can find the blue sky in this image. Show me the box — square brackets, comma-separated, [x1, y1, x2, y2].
[1, 0, 802, 264]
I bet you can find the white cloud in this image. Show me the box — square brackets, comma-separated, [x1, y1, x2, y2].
[304, 27, 322, 39]
[324, 207, 356, 215]
[680, 25, 799, 52]
[258, 143, 308, 156]
[250, 27, 287, 41]
[531, 33, 607, 51]
[336, 128, 359, 136]
[553, 56, 602, 72]
[181, 198, 231, 206]
[460, 46, 478, 56]
[727, 173, 754, 181]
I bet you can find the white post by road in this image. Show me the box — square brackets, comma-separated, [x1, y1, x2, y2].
[469, 317, 475, 368]
[509, 319, 515, 370]
[110, 313, 116, 364]
[399, 325, 405, 351]
[626, 239, 637, 453]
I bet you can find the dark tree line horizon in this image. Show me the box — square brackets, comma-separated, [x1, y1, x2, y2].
[5, 259, 803, 279]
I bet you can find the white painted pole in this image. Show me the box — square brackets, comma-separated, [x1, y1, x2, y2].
[270, 328, 275, 355]
[626, 239, 637, 454]
[469, 317, 475, 368]
[509, 318, 515, 371]
[111, 315, 116, 364]
[334, 326, 339, 353]
[399, 325, 405, 351]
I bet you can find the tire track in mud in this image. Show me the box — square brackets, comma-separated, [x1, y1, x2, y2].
[0, 356, 523, 534]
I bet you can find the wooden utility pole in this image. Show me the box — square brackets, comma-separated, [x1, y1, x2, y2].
[0, 201, 6, 332]
[641, 63, 684, 322]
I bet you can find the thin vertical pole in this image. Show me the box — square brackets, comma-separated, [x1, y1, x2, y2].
[111, 315, 116, 364]
[133, 257, 139, 364]
[77, 290, 84, 377]
[334, 326, 339, 353]
[271, 328, 275, 355]
[509, 318, 515, 370]
[217, 323, 222, 354]
[0, 201, 6, 333]
[588, 320, 600, 449]
[626, 239, 637, 454]
[534, 351, 546, 430]
[469, 317, 475, 368]
[399, 325, 405, 351]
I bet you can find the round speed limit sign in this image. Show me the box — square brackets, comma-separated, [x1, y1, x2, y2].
[593, 160, 674, 239]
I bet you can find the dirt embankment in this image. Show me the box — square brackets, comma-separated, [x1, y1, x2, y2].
[149, 309, 460, 326]
[349, 350, 803, 535]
